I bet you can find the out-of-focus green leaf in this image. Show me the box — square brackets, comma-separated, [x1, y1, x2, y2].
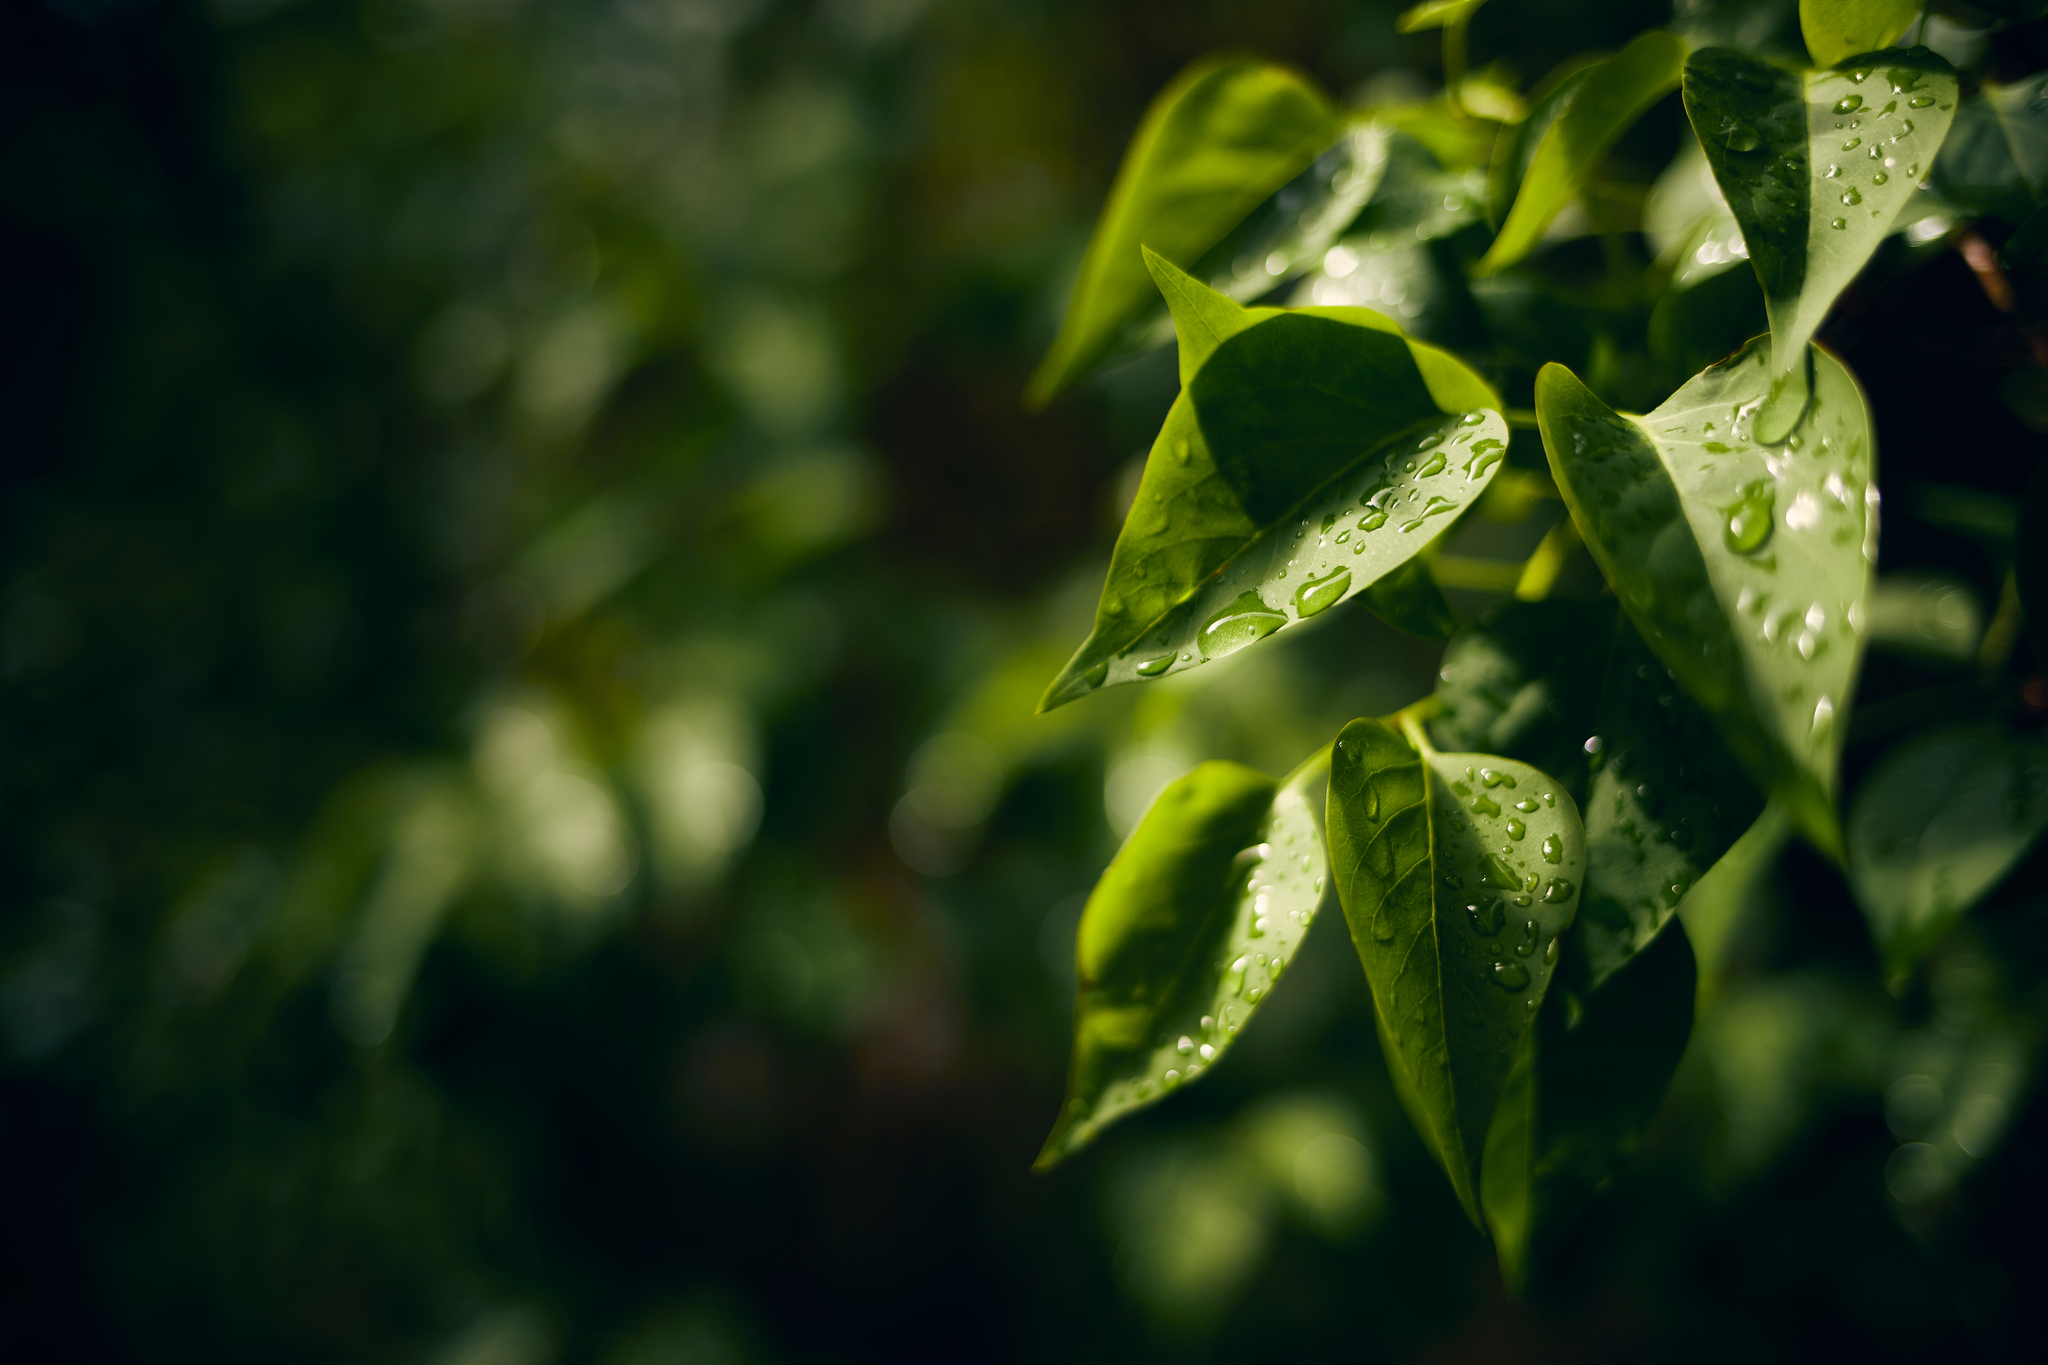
[1328, 717, 1584, 1222]
[1039, 257, 1503, 711]
[1482, 916, 1696, 1290]
[1027, 59, 1339, 406]
[1800, 0, 1923, 68]
[1535, 337, 1876, 857]
[1395, 0, 1489, 33]
[1930, 73, 2048, 225]
[1205, 123, 1394, 304]
[1849, 724, 2048, 978]
[1363, 557, 1460, 636]
[1430, 599, 1612, 804]
[2019, 463, 2048, 661]
[1864, 571, 1984, 664]
[1477, 32, 1689, 276]
[1038, 751, 1332, 1169]
[1677, 800, 1791, 1008]
[1683, 46, 1956, 442]
[1646, 134, 1750, 287]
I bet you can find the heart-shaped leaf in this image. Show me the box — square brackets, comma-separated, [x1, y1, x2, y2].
[1036, 750, 1331, 1169]
[1039, 256, 1504, 712]
[1683, 46, 1956, 442]
[1849, 723, 2048, 978]
[1027, 59, 1339, 407]
[1476, 31, 1689, 275]
[1799, 0, 1923, 69]
[1328, 716, 1584, 1221]
[1536, 337, 1875, 856]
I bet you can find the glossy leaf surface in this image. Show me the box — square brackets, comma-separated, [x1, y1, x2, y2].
[1799, 0, 1922, 68]
[1684, 46, 1955, 442]
[1328, 718, 1584, 1220]
[1027, 59, 1338, 406]
[1477, 32, 1688, 275]
[1040, 258, 1503, 711]
[1536, 337, 1875, 855]
[1849, 724, 2048, 976]
[1038, 752, 1331, 1168]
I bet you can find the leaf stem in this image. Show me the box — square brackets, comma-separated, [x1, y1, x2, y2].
[1398, 705, 1438, 756]
[1444, 18, 1469, 119]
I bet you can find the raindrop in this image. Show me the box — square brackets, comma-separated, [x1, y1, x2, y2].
[1723, 480, 1775, 554]
[1723, 121, 1761, 152]
[1842, 137, 1861, 150]
[1541, 878, 1575, 904]
[1480, 768, 1516, 789]
[1417, 451, 1447, 478]
[1176, 1036, 1194, 1056]
[1543, 938, 1558, 965]
[1835, 94, 1863, 114]
[1842, 187, 1862, 206]
[1371, 911, 1395, 943]
[1466, 899, 1505, 936]
[1909, 95, 1934, 108]
[1163, 1069, 1181, 1088]
[1246, 986, 1264, 1003]
[1137, 655, 1174, 677]
[1358, 509, 1388, 532]
[1083, 661, 1108, 689]
[1198, 590, 1286, 659]
[1506, 818, 1527, 841]
[1830, 217, 1847, 230]
[1490, 961, 1532, 991]
[1293, 565, 1352, 618]
[1460, 412, 1486, 426]
[1873, 171, 1888, 185]
[1199, 1043, 1216, 1062]
[1514, 922, 1538, 957]
[1470, 793, 1501, 818]
[1174, 438, 1192, 463]
[1541, 835, 1563, 864]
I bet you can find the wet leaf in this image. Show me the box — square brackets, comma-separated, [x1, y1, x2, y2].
[1476, 32, 1688, 275]
[1683, 46, 1955, 442]
[1799, 0, 1922, 69]
[1039, 256, 1504, 711]
[1849, 724, 2048, 977]
[1027, 59, 1339, 406]
[1535, 337, 1875, 857]
[1328, 717, 1584, 1222]
[1037, 750, 1332, 1169]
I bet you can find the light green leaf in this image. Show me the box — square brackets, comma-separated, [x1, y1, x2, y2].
[1849, 724, 2048, 978]
[1535, 337, 1876, 857]
[1482, 916, 1695, 1289]
[1929, 73, 2048, 224]
[1477, 32, 1689, 276]
[1800, 0, 1923, 68]
[1395, 0, 1488, 33]
[1683, 45, 1956, 442]
[1027, 59, 1339, 407]
[1205, 123, 1395, 305]
[1328, 717, 1584, 1222]
[1486, 57, 1603, 228]
[1676, 800, 1791, 1009]
[1037, 751, 1332, 1169]
[1039, 257, 1504, 712]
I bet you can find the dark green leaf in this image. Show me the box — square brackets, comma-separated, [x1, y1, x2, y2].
[1482, 915, 1696, 1289]
[1037, 751, 1332, 1169]
[1040, 258, 1505, 711]
[1799, 0, 1922, 68]
[1364, 557, 1459, 636]
[1027, 59, 1339, 406]
[1535, 337, 1875, 857]
[2018, 462, 2048, 661]
[1848, 724, 2048, 978]
[1684, 46, 1956, 441]
[1430, 599, 1613, 804]
[1396, 0, 1488, 32]
[1476, 32, 1689, 275]
[1676, 800, 1792, 1005]
[1929, 74, 2048, 225]
[1328, 717, 1584, 1221]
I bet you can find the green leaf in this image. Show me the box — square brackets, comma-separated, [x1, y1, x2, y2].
[1027, 59, 1339, 407]
[1396, 0, 1488, 33]
[1929, 74, 2048, 225]
[1037, 750, 1332, 1169]
[1482, 915, 1696, 1289]
[1486, 57, 1603, 228]
[1039, 257, 1504, 712]
[1476, 32, 1689, 276]
[1363, 557, 1459, 637]
[1676, 800, 1791, 1008]
[1799, 0, 1923, 69]
[1683, 46, 1956, 442]
[1848, 723, 2048, 978]
[1536, 338, 1875, 858]
[1204, 123, 1394, 305]
[2019, 463, 2048, 661]
[1328, 717, 1584, 1222]
[1430, 599, 1612, 804]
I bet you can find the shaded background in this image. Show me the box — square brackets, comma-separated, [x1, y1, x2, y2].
[4, 0, 2047, 1360]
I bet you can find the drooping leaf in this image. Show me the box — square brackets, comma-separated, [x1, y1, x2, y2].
[1848, 723, 2048, 978]
[1535, 337, 1875, 857]
[1799, 0, 1923, 69]
[1476, 32, 1689, 276]
[1683, 45, 1956, 442]
[1039, 257, 1504, 711]
[1395, 0, 1489, 32]
[1481, 916, 1696, 1289]
[1027, 59, 1339, 406]
[1328, 717, 1584, 1221]
[1929, 73, 2048, 225]
[1037, 750, 1332, 1169]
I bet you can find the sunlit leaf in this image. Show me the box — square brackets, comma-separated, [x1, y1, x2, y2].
[1535, 337, 1876, 857]
[1486, 56, 1603, 227]
[1482, 916, 1695, 1289]
[1204, 123, 1395, 304]
[1027, 59, 1339, 406]
[1476, 32, 1688, 275]
[1037, 751, 1332, 1168]
[1684, 45, 1956, 441]
[1849, 724, 2048, 977]
[1328, 717, 1584, 1221]
[1395, 0, 1489, 33]
[1929, 73, 2048, 224]
[1799, 0, 1923, 69]
[1039, 256, 1504, 711]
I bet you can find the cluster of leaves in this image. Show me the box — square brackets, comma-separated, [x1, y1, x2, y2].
[1031, 0, 2048, 1282]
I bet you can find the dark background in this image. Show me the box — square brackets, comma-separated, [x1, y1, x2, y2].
[3, 0, 2046, 1360]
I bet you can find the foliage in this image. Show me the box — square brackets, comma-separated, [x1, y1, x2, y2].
[1031, 0, 2048, 1294]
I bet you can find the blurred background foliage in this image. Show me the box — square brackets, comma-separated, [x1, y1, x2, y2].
[3, 0, 2048, 1360]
